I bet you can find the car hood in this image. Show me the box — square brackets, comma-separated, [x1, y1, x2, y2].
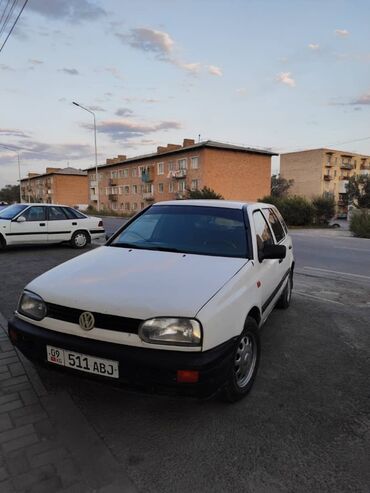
[26, 246, 248, 319]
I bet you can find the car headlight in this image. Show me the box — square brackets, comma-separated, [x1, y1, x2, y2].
[18, 291, 46, 321]
[139, 318, 202, 346]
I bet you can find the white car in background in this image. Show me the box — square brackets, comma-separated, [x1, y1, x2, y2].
[0, 203, 105, 249]
[9, 200, 294, 402]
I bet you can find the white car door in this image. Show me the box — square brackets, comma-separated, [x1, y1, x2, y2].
[251, 209, 283, 320]
[47, 206, 75, 243]
[8, 206, 48, 244]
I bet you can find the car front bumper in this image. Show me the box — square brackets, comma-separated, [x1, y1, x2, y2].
[8, 317, 236, 398]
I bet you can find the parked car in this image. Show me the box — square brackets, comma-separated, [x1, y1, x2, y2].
[0, 203, 105, 250]
[9, 200, 294, 402]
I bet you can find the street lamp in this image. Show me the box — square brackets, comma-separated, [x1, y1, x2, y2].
[72, 101, 100, 211]
[0, 144, 22, 202]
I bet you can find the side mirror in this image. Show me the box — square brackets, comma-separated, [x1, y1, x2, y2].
[260, 244, 286, 261]
[16, 216, 26, 223]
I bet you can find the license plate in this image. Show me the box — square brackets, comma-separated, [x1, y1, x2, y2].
[46, 346, 119, 379]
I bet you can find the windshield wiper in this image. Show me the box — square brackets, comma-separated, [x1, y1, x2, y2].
[110, 243, 182, 253]
[110, 242, 147, 249]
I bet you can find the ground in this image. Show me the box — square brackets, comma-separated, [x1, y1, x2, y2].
[0, 221, 369, 492]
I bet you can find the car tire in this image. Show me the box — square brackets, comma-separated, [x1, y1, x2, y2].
[0, 234, 6, 251]
[70, 231, 90, 249]
[276, 273, 292, 309]
[220, 316, 260, 403]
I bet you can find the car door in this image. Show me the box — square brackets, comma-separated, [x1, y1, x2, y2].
[252, 209, 283, 320]
[47, 206, 74, 243]
[9, 206, 48, 244]
[262, 207, 292, 278]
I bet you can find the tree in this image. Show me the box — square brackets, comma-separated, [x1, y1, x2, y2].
[186, 187, 224, 199]
[0, 184, 19, 203]
[271, 175, 294, 198]
[346, 175, 370, 209]
[312, 195, 335, 224]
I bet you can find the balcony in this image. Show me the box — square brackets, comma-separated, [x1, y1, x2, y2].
[108, 194, 118, 201]
[339, 175, 350, 180]
[143, 192, 154, 201]
[340, 163, 353, 170]
[169, 169, 187, 179]
[360, 164, 370, 170]
[89, 180, 97, 187]
[109, 179, 118, 186]
[141, 168, 154, 183]
[323, 175, 333, 181]
[337, 198, 347, 206]
[90, 193, 98, 201]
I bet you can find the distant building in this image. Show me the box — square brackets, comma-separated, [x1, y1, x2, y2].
[280, 149, 370, 214]
[86, 139, 276, 212]
[20, 167, 88, 207]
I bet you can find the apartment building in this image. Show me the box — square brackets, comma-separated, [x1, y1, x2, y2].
[280, 148, 370, 214]
[20, 167, 88, 207]
[87, 139, 276, 213]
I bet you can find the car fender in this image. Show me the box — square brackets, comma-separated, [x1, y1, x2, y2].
[196, 260, 262, 351]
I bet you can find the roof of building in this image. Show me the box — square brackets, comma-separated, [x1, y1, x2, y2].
[21, 167, 87, 182]
[280, 148, 370, 158]
[85, 140, 277, 171]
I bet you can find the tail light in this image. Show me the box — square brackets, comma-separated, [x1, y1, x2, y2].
[98, 220, 103, 227]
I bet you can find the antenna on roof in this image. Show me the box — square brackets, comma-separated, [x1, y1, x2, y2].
[198, 134, 201, 142]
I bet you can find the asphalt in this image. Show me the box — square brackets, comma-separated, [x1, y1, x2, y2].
[0, 229, 369, 492]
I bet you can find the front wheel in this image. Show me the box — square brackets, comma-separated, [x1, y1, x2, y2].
[70, 231, 89, 249]
[220, 317, 260, 403]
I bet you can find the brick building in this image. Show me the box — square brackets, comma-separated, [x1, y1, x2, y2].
[87, 139, 276, 212]
[280, 148, 370, 214]
[20, 167, 88, 207]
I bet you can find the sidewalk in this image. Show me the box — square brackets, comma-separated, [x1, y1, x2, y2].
[0, 313, 136, 493]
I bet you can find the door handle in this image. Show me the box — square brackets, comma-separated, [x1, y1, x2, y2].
[72, 222, 77, 226]
[39, 223, 46, 226]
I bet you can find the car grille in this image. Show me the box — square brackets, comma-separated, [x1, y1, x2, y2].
[45, 302, 142, 334]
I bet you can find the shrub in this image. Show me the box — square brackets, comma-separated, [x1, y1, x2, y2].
[259, 195, 314, 226]
[186, 187, 223, 199]
[312, 195, 335, 225]
[349, 209, 370, 238]
[85, 205, 132, 218]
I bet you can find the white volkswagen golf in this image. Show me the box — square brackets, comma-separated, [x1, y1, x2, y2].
[9, 200, 294, 402]
[0, 203, 105, 249]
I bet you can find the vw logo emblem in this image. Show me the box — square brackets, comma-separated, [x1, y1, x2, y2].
[79, 312, 95, 331]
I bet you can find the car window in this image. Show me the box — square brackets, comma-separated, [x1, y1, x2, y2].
[111, 205, 249, 259]
[274, 208, 288, 234]
[22, 206, 46, 222]
[262, 208, 286, 243]
[0, 204, 28, 220]
[48, 207, 68, 221]
[69, 208, 86, 219]
[252, 210, 274, 256]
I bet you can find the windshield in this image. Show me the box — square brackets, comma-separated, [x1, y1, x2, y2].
[110, 205, 249, 258]
[0, 204, 28, 220]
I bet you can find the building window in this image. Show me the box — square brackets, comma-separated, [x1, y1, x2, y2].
[132, 185, 137, 194]
[191, 179, 199, 191]
[157, 162, 164, 175]
[90, 173, 96, 182]
[178, 158, 187, 170]
[124, 186, 130, 194]
[118, 186, 123, 194]
[169, 182, 174, 193]
[158, 183, 164, 193]
[140, 202, 145, 209]
[191, 157, 199, 169]
[125, 202, 130, 211]
[168, 161, 175, 172]
[111, 171, 118, 179]
[178, 180, 186, 192]
[111, 201, 117, 210]
[132, 202, 138, 211]
[132, 168, 137, 177]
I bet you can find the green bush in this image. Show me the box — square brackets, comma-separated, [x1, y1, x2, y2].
[259, 195, 314, 226]
[312, 195, 335, 225]
[186, 187, 223, 199]
[86, 205, 133, 218]
[350, 209, 370, 238]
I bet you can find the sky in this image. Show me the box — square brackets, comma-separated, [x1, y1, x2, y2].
[1, 0, 370, 188]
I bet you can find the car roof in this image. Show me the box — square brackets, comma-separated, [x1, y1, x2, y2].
[153, 200, 272, 209]
[18, 203, 73, 208]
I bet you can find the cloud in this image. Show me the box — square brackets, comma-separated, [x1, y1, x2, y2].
[28, 59, 44, 65]
[207, 65, 223, 76]
[60, 68, 79, 75]
[83, 118, 181, 142]
[177, 62, 201, 75]
[27, 0, 106, 22]
[308, 43, 320, 50]
[0, 64, 15, 72]
[329, 91, 370, 106]
[115, 108, 134, 117]
[105, 67, 124, 80]
[87, 105, 106, 112]
[276, 72, 296, 87]
[0, 128, 31, 138]
[335, 29, 349, 37]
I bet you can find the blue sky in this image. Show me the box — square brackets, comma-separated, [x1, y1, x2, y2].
[1, 0, 370, 187]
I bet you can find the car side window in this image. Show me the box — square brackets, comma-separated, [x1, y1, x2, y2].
[22, 206, 46, 222]
[48, 207, 68, 221]
[252, 210, 274, 258]
[262, 208, 286, 243]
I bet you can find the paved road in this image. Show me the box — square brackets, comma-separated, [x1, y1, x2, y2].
[0, 231, 369, 492]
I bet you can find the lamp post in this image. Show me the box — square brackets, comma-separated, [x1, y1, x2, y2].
[72, 101, 100, 211]
[0, 144, 22, 202]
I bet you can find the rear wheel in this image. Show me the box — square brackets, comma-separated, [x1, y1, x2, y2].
[70, 231, 89, 249]
[220, 317, 260, 403]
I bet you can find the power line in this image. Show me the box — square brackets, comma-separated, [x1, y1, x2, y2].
[0, 0, 19, 39]
[0, 0, 12, 28]
[0, 0, 28, 54]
